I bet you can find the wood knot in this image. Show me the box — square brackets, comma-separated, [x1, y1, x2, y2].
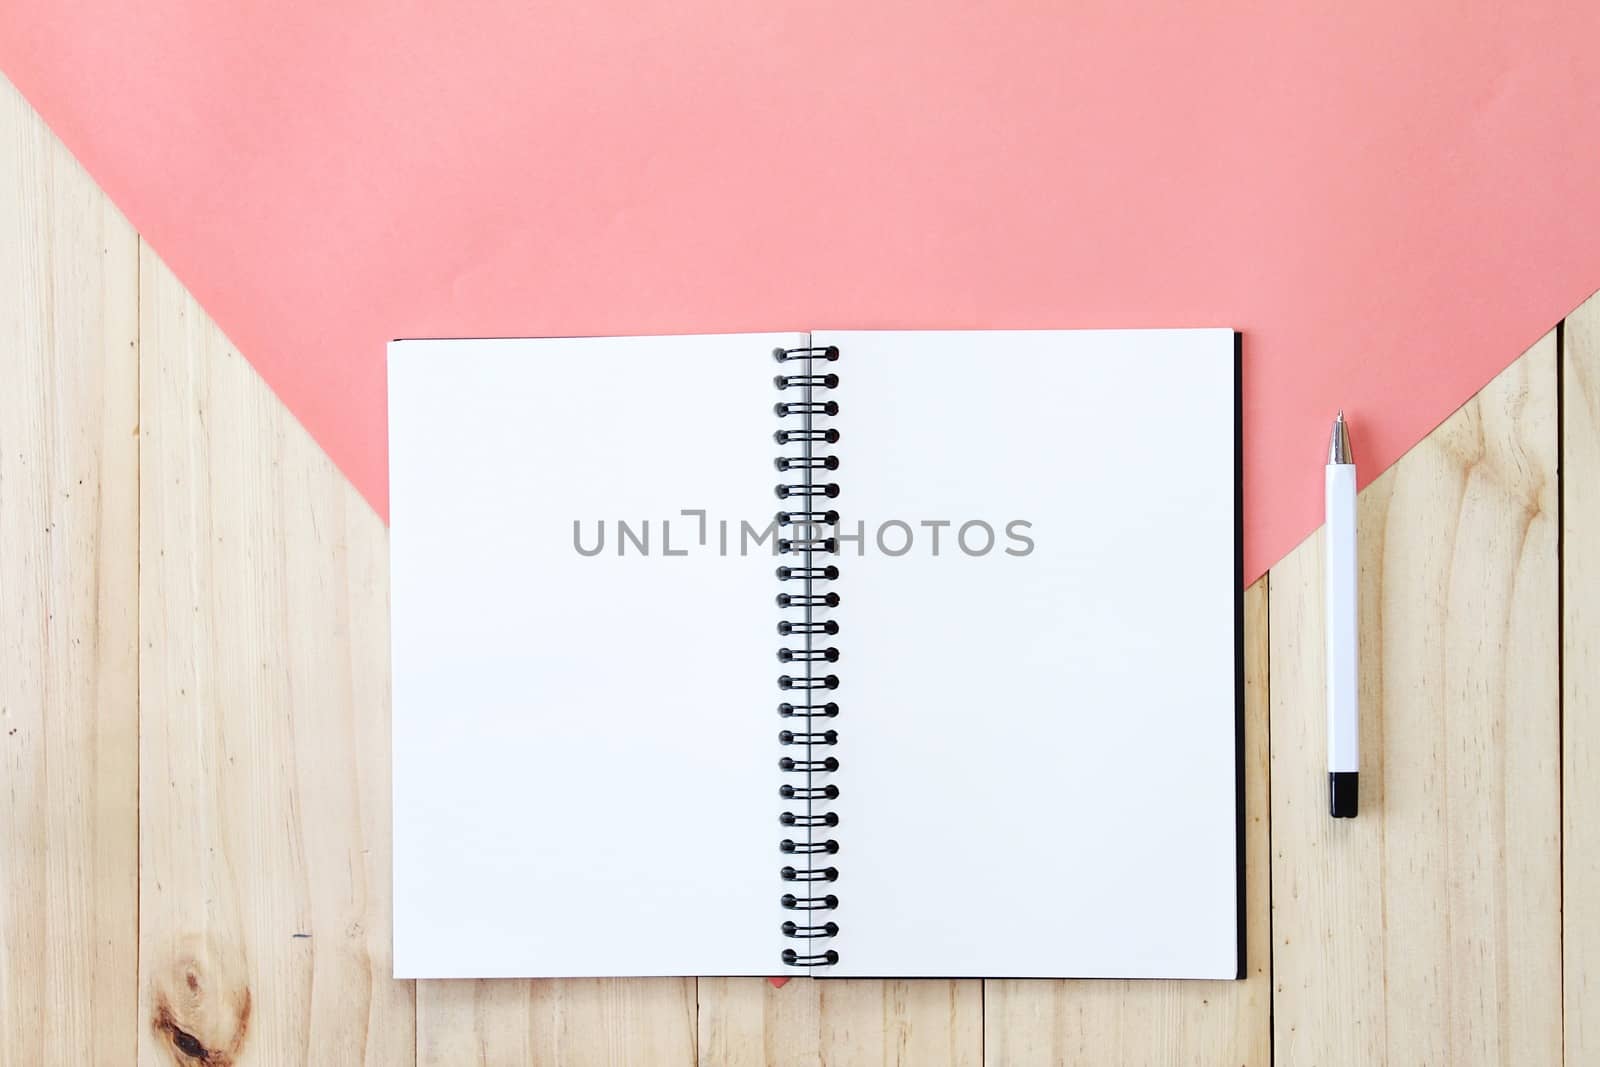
[150, 934, 251, 1065]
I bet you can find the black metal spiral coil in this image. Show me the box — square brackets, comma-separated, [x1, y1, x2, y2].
[774, 343, 840, 969]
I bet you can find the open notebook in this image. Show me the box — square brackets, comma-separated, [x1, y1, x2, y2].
[389, 329, 1242, 980]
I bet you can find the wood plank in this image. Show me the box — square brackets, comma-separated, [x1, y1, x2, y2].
[981, 578, 1271, 1067]
[136, 249, 413, 1064]
[416, 978, 696, 1066]
[0, 75, 140, 1067]
[818, 981, 981, 1067]
[698, 979, 820, 1066]
[697, 978, 981, 1067]
[1269, 335, 1561, 1066]
[1564, 290, 1600, 1063]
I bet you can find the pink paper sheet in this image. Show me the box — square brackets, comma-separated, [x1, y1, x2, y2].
[4, 2, 1598, 579]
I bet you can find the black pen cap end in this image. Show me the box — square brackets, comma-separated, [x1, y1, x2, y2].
[1330, 772, 1358, 819]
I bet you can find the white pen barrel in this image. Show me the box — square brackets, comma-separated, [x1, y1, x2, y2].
[1325, 463, 1359, 774]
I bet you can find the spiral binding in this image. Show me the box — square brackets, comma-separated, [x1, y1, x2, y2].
[774, 343, 841, 969]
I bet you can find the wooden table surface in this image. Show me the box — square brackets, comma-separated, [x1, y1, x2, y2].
[2, 76, 1595, 1066]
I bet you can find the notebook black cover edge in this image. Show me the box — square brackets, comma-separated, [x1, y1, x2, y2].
[1232, 329, 1246, 981]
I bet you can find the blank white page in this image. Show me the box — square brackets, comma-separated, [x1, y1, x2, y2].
[389, 333, 800, 977]
[815, 329, 1240, 979]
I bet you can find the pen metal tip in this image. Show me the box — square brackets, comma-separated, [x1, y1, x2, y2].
[1328, 411, 1353, 465]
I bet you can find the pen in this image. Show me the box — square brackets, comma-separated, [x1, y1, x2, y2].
[1326, 411, 1358, 818]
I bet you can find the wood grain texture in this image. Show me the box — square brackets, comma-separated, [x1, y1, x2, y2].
[1563, 290, 1600, 1063]
[1269, 334, 1562, 1066]
[136, 247, 412, 1065]
[697, 978, 981, 1067]
[697, 980, 818, 1066]
[982, 579, 1271, 1067]
[417, 978, 696, 1066]
[0, 76, 140, 1067]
